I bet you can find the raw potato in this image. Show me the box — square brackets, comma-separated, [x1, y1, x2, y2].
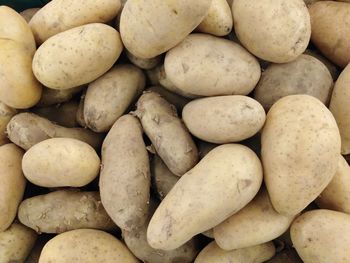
[265, 248, 303, 263]
[30, 0, 121, 44]
[126, 51, 162, 70]
[194, 241, 275, 263]
[120, 0, 212, 58]
[25, 235, 50, 263]
[291, 209, 350, 263]
[165, 34, 261, 97]
[20, 8, 40, 22]
[32, 23, 123, 90]
[254, 54, 333, 110]
[0, 223, 37, 263]
[0, 144, 25, 231]
[148, 86, 191, 111]
[18, 190, 115, 233]
[100, 115, 150, 231]
[183, 96, 266, 143]
[147, 144, 263, 250]
[0, 102, 16, 146]
[76, 93, 87, 127]
[39, 229, 139, 263]
[84, 65, 145, 132]
[37, 86, 83, 107]
[22, 138, 100, 187]
[262, 95, 341, 216]
[305, 49, 339, 80]
[0, 39, 42, 109]
[136, 92, 198, 176]
[232, 0, 311, 63]
[214, 189, 295, 250]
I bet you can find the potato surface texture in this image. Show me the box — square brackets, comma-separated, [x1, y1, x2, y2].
[0, 102, 16, 146]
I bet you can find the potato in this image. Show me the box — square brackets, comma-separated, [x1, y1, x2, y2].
[254, 54, 333, 111]
[0, 223, 37, 263]
[7, 112, 103, 151]
[20, 8, 40, 23]
[304, 49, 339, 80]
[29, 0, 121, 44]
[147, 144, 263, 250]
[232, 0, 311, 63]
[266, 248, 303, 263]
[197, 0, 233, 36]
[0, 40, 42, 109]
[126, 51, 162, 70]
[76, 93, 87, 127]
[37, 86, 83, 107]
[183, 96, 266, 143]
[202, 229, 214, 239]
[194, 241, 275, 263]
[100, 115, 150, 231]
[25, 235, 51, 263]
[213, 189, 295, 250]
[120, 0, 212, 58]
[22, 138, 100, 187]
[262, 95, 341, 216]
[39, 229, 139, 263]
[18, 190, 115, 233]
[0, 102, 16, 146]
[291, 209, 350, 263]
[164, 34, 261, 97]
[136, 92, 198, 176]
[32, 23, 123, 90]
[84, 65, 145, 132]
[148, 86, 191, 112]
[0, 144, 25, 232]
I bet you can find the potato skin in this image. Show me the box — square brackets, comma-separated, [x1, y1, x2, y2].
[165, 34, 261, 97]
[100, 115, 150, 231]
[32, 23, 123, 90]
[148, 86, 191, 112]
[262, 95, 341, 216]
[37, 86, 83, 107]
[22, 138, 100, 187]
[20, 8, 40, 23]
[0, 102, 16, 146]
[183, 96, 266, 143]
[126, 51, 162, 70]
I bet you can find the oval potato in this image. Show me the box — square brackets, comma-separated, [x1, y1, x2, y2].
[0, 102, 16, 146]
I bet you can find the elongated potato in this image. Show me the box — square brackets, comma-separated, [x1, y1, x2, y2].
[165, 34, 261, 97]
[148, 86, 191, 112]
[136, 92, 198, 176]
[262, 95, 341, 216]
[100, 115, 150, 231]
[20, 8, 40, 22]
[22, 138, 100, 187]
[183, 96, 266, 143]
[126, 51, 162, 70]
[0, 102, 16, 146]
[0, 144, 25, 231]
[37, 86, 83, 107]
[147, 144, 263, 250]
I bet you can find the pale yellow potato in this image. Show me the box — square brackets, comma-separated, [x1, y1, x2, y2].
[0, 144, 25, 231]
[194, 241, 275, 263]
[233, 0, 311, 63]
[120, 0, 212, 58]
[39, 229, 139, 263]
[0, 102, 16, 146]
[214, 189, 295, 250]
[147, 144, 263, 250]
[0, 40, 42, 109]
[30, 0, 121, 44]
[304, 49, 339, 80]
[37, 86, 83, 107]
[148, 86, 191, 111]
[32, 23, 123, 90]
[291, 209, 350, 263]
[165, 34, 261, 97]
[262, 95, 341, 216]
[0, 223, 37, 263]
[126, 51, 162, 70]
[183, 96, 266, 143]
[20, 8, 40, 23]
[22, 138, 100, 187]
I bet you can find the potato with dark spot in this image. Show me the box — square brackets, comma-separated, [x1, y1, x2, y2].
[37, 86, 83, 107]
[0, 102, 16, 146]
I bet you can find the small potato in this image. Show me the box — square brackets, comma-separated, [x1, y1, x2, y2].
[30, 0, 121, 44]
[37, 86, 83, 107]
[265, 248, 303, 263]
[291, 209, 350, 263]
[148, 86, 191, 112]
[126, 51, 162, 70]
[233, 0, 311, 63]
[22, 138, 100, 187]
[0, 102, 16, 146]
[20, 8, 40, 23]
[165, 34, 261, 97]
[183, 96, 266, 143]
[32, 23, 123, 90]
[39, 229, 139, 263]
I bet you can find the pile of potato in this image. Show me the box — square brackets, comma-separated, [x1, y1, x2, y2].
[1, 0, 350, 262]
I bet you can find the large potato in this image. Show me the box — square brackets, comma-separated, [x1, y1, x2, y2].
[183, 96, 266, 143]
[232, 0, 311, 63]
[37, 86, 83, 107]
[147, 144, 263, 250]
[0, 102, 16, 146]
[22, 138, 100, 187]
[20, 8, 40, 23]
[120, 0, 212, 58]
[164, 34, 261, 97]
[32, 23, 123, 90]
[262, 95, 341, 216]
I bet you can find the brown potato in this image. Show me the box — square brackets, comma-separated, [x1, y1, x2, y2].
[37, 86, 83, 107]
[0, 102, 16, 146]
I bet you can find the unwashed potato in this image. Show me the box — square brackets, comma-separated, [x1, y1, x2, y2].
[0, 102, 16, 146]
[22, 138, 100, 187]
[126, 51, 162, 70]
[20, 7, 40, 23]
[304, 49, 339, 80]
[164, 34, 261, 97]
[120, 0, 212, 58]
[32, 23, 123, 90]
[147, 144, 263, 250]
[262, 95, 341, 216]
[37, 86, 83, 107]
[29, 0, 121, 44]
[39, 229, 139, 263]
[232, 0, 311, 63]
[148, 86, 191, 112]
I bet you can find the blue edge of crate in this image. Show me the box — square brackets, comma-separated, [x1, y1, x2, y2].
[0, 0, 49, 12]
